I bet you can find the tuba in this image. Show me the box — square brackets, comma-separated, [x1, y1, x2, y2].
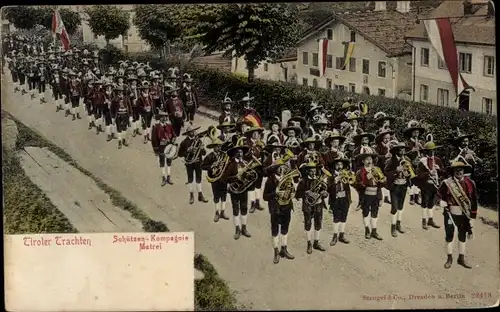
[184, 127, 211, 165]
[228, 154, 262, 194]
[276, 166, 302, 206]
[304, 167, 332, 206]
[339, 169, 356, 185]
[400, 156, 416, 179]
[206, 128, 230, 183]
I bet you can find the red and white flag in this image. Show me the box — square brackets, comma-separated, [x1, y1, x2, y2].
[318, 38, 328, 77]
[424, 18, 474, 99]
[51, 9, 71, 51]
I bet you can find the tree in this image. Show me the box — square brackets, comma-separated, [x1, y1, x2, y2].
[85, 5, 130, 45]
[194, 4, 301, 82]
[4, 6, 45, 30]
[133, 4, 206, 57]
[37, 7, 82, 35]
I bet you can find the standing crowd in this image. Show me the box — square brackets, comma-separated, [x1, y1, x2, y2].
[3, 35, 482, 269]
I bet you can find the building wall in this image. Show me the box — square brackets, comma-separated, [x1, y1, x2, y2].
[232, 56, 298, 83]
[71, 5, 150, 53]
[296, 21, 409, 98]
[411, 40, 496, 115]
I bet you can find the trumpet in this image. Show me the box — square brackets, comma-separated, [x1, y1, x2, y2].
[400, 157, 416, 179]
[228, 155, 262, 194]
[339, 169, 356, 185]
[455, 147, 482, 165]
[370, 166, 386, 184]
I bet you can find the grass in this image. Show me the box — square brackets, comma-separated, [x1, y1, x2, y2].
[4, 112, 240, 311]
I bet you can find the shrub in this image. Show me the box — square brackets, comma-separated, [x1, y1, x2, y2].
[99, 44, 126, 66]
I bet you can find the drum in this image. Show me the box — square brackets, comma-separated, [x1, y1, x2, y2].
[164, 143, 179, 160]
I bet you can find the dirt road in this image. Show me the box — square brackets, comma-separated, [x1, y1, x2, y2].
[3, 76, 498, 310]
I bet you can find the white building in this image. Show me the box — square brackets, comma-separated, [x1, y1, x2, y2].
[232, 50, 298, 83]
[293, 1, 435, 99]
[69, 5, 150, 53]
[405, 0, 496, 115]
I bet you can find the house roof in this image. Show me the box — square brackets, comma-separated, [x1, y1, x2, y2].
[405, 0, 495, 46]
[298, 1, 442, 57]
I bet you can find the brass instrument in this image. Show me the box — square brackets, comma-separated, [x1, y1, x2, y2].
[370, 166, 386, 184]
[206, 127, 230, 183]
[228, 154, 262, 194]
[339, 169, 356, 185]
[304, 167, 332, 206]
[455, 147, 482, 165]
[286, 137, 301, 149]
[184, 127, 211, 165]
[276, 167, 301, 206]
[400, 157, 416, 179]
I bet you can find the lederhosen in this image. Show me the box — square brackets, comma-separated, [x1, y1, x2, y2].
[112, 97, 130, 133]
[9, 59, 18, 83]
[26, 63, 35, 90]
[38, 64, 47, 94]
[202, 151, 228, 203]
[32, 65, 41, 92]
[384, 155, 409, 215]
[296, 178, 325, 232]
[263, 172, 293, 237]
[355, 167, 384, 219]
[68, 80, 81, 108]
[91, 88, 105, 124]
[152, 122, 176, 168]
[225, 160, 249, 217]
[178, 136, 205, 184]
[328, 173, 351, 224]
[438, 177, 477, 244]
[180, 87, 197, 122]
[102, 92, 114, 126]
[138, 94, 154, 130]
[129, 87, 141, 125]
[16, 61, 25, 85]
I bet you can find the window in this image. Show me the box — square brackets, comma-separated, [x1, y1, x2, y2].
[378, 61, 386, 77]
[302, 52, 309, 65]
[437, 88, 449, 106]
[438, 57, 447, 69]
[334, 85, 345, 91]
[312, 53, 319, 67]
[362, 59, 370, 74]
[349, 83, 356, 93]
[482, 98, 493, 115]
[327, 29, 333, 40]
[378, 88, 386, 96]
[349, 57, 356, 72]
[363, 86, 371, 95]
[302, 78, 308, 86]
[420, 48, 429, 67]
[123, 33, 128, 40]
[484, 56, 495, 77]
[336, 57, 345, 70]
[459, 52, 472, 73]
[326, 55, 333, 68]
[326, 78, 332, 89]
[313, 78, 318, 88]
[420, 84, 429, 102]
[350, 31, 356, 42]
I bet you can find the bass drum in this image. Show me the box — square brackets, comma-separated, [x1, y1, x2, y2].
[165, 143, 179, 160]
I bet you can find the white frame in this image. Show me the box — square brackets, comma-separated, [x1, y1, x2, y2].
[378, 61, 387, 78]
[483, 55, 495, 77]
[482, 97, 493, 115]
[459, 52, 472, 73]
[437, 88, 449, 106]
[420, 47, 430, 67]
[420, 84, 429, 102]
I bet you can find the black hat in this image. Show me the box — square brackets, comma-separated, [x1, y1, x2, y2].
[325, 130, 346, 146]
[333, 157, 350, 168]
[389, 142, 410, 154]
[269, 116, 282, 129]
[373, 111, 396, 126]
[454, 127, 473, 146]
[353, 132, 376, 146]
[403, 120, 425, 138]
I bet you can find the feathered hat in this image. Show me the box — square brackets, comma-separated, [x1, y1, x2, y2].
[308, 101, 324, 113]
[183, 73, 193, 83]
[269, 116, 282, 129]
[454, 127, 473, 145]
[373, 111, 395, 126]
[421, 133, 442, 151]
[403, 120, 425, 138]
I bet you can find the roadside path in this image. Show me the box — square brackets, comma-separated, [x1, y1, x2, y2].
[3, 75, 498, 309]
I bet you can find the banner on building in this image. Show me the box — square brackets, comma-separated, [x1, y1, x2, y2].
[424, 18, 474, 100]
[342, 41, 355, 70]
[51, 9, 71, 51]
[318, 38, 328, 77]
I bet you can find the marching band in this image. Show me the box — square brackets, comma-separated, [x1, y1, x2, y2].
[2, 36, 483, 269]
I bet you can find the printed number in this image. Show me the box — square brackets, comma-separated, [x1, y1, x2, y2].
[471, 292, 492, 299]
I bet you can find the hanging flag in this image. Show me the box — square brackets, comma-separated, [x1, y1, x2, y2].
[52, 9, 71, 51]
[424, 18, 474, 100]
[318, 38, 328, 77]
[342, 41, 355, 70]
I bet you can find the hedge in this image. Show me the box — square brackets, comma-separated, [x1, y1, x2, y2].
[102, 52, 497, 208]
